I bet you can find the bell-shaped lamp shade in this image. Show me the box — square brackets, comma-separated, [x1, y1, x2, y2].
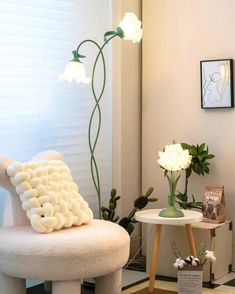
[59, 61, 90, 84]
[118, 12, 143, 43]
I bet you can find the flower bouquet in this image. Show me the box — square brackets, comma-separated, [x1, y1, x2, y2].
[172, 241, 216, 270]
[157, 143, 192, 217]
[172, 242, 216, 294]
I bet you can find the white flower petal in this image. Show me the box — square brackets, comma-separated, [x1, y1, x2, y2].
[59, 61, 90, 84]
[118, 12, 143, 43]
[157, 143, 192, 171]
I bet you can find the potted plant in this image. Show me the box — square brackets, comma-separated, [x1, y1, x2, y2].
[175, 143, 215, 210]
[172, 242, 216, 294]
[101, 187, 157, 235]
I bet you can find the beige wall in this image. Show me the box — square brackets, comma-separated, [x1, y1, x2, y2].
[113, 0, 142, 237]
[142, 0, 235, 265]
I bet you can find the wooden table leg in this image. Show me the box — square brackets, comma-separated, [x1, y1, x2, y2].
[185, 224, 197, 257]
[148, 224, 162, 293]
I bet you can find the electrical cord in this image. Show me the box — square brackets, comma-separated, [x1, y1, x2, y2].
[123, 224, 154, 270]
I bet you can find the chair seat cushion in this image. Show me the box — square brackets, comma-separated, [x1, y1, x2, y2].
[0, 220, 130, 280]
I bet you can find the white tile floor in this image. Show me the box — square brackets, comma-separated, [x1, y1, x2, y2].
[122, 269, 148, 288]
[213, 271, 235, 285]
[26, 270, 235, 293]
[123, 270, 235, 293]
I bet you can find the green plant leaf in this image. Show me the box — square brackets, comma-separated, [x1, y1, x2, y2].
[127, 223, 135, 235]
[101, 207, 109, 213]
[181, 143, 191, 150]
[199, 143, 206, 152]
[145, 187, 154, 197]
[113, 216, 119, 223]
[148, 198, 158, 202]
[109, 203, 115, 210]
[128, 208, 137, 219]
[186, 167, 192, 178]
[132, 219, 139, 223]
[110, 188, 117, 198]
[102, 212, 109, 220]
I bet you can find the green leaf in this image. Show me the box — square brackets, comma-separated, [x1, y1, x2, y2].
[197, 155, 203, 161]
[127, 223, 135, 235]
[101, 207, 109, 213]
[174, 175, 181, 188]
[190, 145, 198, 155]
[109, 203, 115, 210]
[104, 30, 118, 41]
[199, 143, 206, 152]
[110, 210, 114, 220]
[148, 198, 158, 202]
[145, 187, 154, 197]
[181, 143, 191, 150]
[128, 208, 137, 219]
[186, 167, 192, 178]
[113, 216, 120, 223]
[132, 219, 139, 223]
[113, 27, 124, 39]
[110, 188, 117, 198]
[102, 212, 109, 220]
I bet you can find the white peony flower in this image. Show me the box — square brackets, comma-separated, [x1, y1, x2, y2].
[205, 250, 216, 262]
[59, 61, 90, 84]
[157, 143, 192, 172]
[118, 12, 143, 43]
[173, 257, 185, 269]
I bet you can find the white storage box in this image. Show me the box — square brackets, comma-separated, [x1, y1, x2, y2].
[145, 221, 232, 282]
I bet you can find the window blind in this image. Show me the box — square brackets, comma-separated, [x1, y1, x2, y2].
[0, 0, 113, 224]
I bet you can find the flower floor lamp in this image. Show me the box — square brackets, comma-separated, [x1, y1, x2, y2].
[59, 13, 142, 218]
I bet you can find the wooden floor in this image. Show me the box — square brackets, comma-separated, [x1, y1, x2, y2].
[130, 287, 177, 294]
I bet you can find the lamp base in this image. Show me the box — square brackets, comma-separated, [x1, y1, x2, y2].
[159, 206, 184, 218]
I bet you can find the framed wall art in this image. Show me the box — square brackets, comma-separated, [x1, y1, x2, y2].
[200, 59, 234, 109]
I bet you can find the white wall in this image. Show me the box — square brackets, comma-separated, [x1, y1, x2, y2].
[142, 0, 235, 265]
[113, 0, 142, 239]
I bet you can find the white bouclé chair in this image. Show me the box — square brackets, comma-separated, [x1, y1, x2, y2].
[0, 151, 130, 294]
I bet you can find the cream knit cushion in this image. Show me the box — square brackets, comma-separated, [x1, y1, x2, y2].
[6, 159, 93, 233]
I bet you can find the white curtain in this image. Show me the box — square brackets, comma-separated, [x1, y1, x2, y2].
[0, 0, 113, 224]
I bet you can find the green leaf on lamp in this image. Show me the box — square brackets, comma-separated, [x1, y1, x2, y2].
[72, 50, 86, 62]
[115, 26, 125, 39]
[104, 30, 118, 41]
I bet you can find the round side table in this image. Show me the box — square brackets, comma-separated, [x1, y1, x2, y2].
[135, 209, 203, 293]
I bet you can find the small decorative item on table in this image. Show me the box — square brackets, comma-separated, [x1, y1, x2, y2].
[172, 242, 216, 294]
[157, 143, 192, 218]
[202, 184, 225, 223]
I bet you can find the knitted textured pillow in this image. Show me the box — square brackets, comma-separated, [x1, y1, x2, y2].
[7, 159, 93, 233]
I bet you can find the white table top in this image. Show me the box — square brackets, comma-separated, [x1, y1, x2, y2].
[135, 209, 203, 225]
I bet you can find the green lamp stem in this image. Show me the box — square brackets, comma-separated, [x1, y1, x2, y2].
[76, 33, 120, 219]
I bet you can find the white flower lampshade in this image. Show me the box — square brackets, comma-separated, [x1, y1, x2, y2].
[157, 144, 192, 172]
[118, 12, 143, 43]
[59, 61, 90, 84]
